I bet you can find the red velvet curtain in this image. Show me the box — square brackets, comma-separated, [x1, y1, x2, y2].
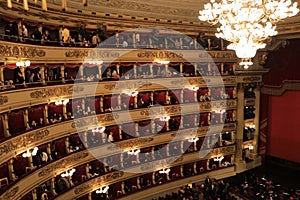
[54, 138, 67, 157]
[170, 90, 181, 104]
[28, 106, 44, 123]
[225, 87, 234, 98]
[211, 87, 222, 100]
[121, 123, 136, 138]
[48, 103, 63, 117]
[0, 163, 8, 179]
[13, 154, 29, 178]
[183, 89, 195, 103]
[154, 91, 166, 104]
[200, 113, 209, 126]
[183, 115, 194, 128]
[105, 126, 120, 141]
[8, 110, 25, 135]
[72, 165, 86, 184]
[3, 68, 14, 82]
[138, 121, 151, 137]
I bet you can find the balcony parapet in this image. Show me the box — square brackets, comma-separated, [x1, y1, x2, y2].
[0, 76, 236, 113]
[0, 114, 237, 166]
[0, 40, 238, 63]
[0, 144, 235, 200]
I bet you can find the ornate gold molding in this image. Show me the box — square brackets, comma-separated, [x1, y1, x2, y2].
[0, 129, 49, 157]
[0, 44, 45, 58]
[261, 81, 300, 95]
[30, 85, 75, 99]
[74, 171, 124, 195]
[108, 137, 154, 150]
[0, 95, 8, 105]
[0, 186, 18, 200]
[38, 151, 89, 177]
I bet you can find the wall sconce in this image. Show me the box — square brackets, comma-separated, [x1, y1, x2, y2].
[188, 86, 199, 91]
[159, 168, 170, 174]
[88, 60, 103, 65]
[188, 138, 199, 143]
[159, 115, 170, 122]
[249, 145, 254, 150]
[61, 168, 76, 177]
[92, 126, 106, 133]
[123, 90, 138, 97]
[96, 186, 109, 194]
[55, 99, 69, 105]
[126, 149, 140, 155]
[213, 156, 224, 162]
[22, 147, 38, 158]
[214, 109, 226, 114]
[16, 60, 31, 67]
[155, 60, 170, 65]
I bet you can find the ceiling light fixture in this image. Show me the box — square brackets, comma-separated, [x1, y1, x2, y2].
[199, 0, 299, 68]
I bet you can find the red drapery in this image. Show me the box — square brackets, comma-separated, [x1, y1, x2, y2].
[8, 110, 25, 135]
[183, 89, 195, 103]
[28, 106, 44, 123]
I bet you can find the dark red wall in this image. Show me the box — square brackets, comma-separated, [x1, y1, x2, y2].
[262, 39, 300, 163]
[267, 91, 300, 163]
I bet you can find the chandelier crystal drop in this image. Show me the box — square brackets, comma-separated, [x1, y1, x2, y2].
[199, 0, 299, 67]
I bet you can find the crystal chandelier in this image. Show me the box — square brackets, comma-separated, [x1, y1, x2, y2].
[199, 0, 299, 68]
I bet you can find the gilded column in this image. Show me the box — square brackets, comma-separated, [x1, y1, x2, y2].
[2, 113, 11, 137]
[62, 0, 67, 11]
[7, 0, 12, 9]
[40, 65, 46, 85]
[8, 159, 17, 181]
[132, 33, 136, 48]
[81, 98, 86, 113]
[135, 123, 140, 137]
[24, 109, 29, 130]
[116, 64, 120, 76]
[134, 96, 138, 109]
[208, 63, 211, 75]
[253, 85, 261, 156]
[28, 152, 34, 168]
[20, 66, 26, 87]
[149, 64, 153, 78]
[62, 103, 68, 120]
[180, 63, 183, 76]
[98, 64, 102, 80]
[47, 143, 53, 161]
[235, 83, 245, 162]
[79, 65, 84, 78]
[17, 19, 22, 41]
[220, 63, 224, 75]
[61, 65, 65, 83]
[165, 90, 169, 104]
[51, 178, 57, 195]
[58, 26, 63, 45]
[100, 96, 104, 113]
[0, 65, 4, 83]
[65, 137, 70, 154]
[133, 64, 137, 79]
[150, 91, 154, 105]
[41, 0, 47, 11]
[23, 0, 29, 11]
[194, 63, 198, 76]
[180, 90, 184, 104]
[88, 193, 92, 200]
[44, 105, 49, 124]
[32, 189, 38, 200]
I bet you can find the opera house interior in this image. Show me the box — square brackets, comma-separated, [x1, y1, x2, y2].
[0, 0, 300, 199]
